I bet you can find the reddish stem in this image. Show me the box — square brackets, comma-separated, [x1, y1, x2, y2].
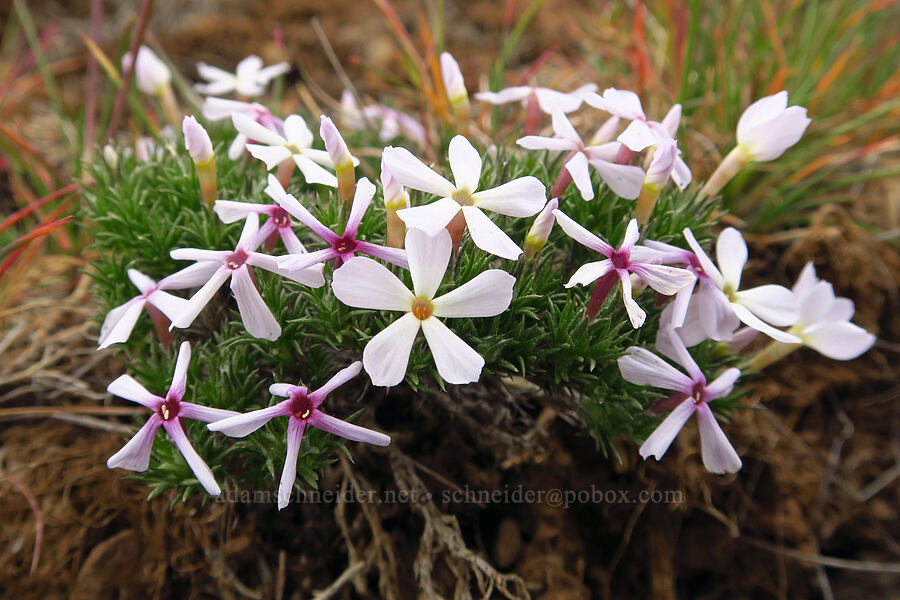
[585, 271, 618, 321]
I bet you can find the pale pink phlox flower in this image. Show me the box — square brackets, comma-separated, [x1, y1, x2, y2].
[98, 266, 217, 349]
[331, 229, 515, 386]
[169, 213, 325, 340]
[208, 361, 390, 509]
[517, 111, 645, 200]
[202, 97, 284, 160]
[195, 55, 289, 98]
[232, 112, 346, 187]
[266, 175, 408, 272]
[618, 327, 743, 474]
[553, 211, 695, 328]
[340, 90, 427, 147]
[106, 342, 238, 494]
[383, 135, 546, 259]
[475, 83, 597, 114]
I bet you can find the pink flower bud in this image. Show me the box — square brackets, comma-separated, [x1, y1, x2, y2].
[524, 198, 558, 260]
[644, 139, 678, 189]
[183, 116, 214, 165]
[122, 46, 171, 96]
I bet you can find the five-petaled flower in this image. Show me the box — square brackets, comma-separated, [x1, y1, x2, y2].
[169, 213, 325, 340]
[618, 328, 743, 474]
[195, 55, 289, 98]
[202, 97, 284, 159]
[106, 342, 238, 494]
[553, 211, 695, 327]
[208, 361, 390, 509]
[232, 112, 346, 187]
[332, 229, 515, 386]
[517, 111, 645, 200]
[383, 135, 546, 259]
[475, 84, 597, 115]
[266, 175, 409, 272]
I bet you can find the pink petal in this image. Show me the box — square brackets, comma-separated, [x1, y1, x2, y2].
[695, 403, 742, 474]
[269, 383, 299, 398]
[551, 209, 614, 256]
[345, 177, 376, 237]
[355, 241, 409, 269]
[620, 219, 640, 250]
[630, 263, 695, 296]
[277, 248, 336, 272]
[431, 270, 514, 318]
[167, 341, 191, 401]
[705, 368, 741, 399]
[639, 399, 696, 461]
[309, 412, 390, 446]
[420, 317, 485, 384]
[208, 402, 290, 437]
[164, 419, 221, 495]
[278, 419, 306, 509]
[230, 267, 280, 340]
[461, 206, 523, 260]
[308, 361, 363, 406]
[267, 176, 338, 243]
[179, 402, 239, 423]
[107, 414, 162, 471]
[107, 374, 162, 410]
[332, 256, 414, 310]
[617, 347, 693, 392]
[171, 267, 231, 329]
[654, 326, 704, 382]
[363, 313, 421, 387]
[232, 111, 287, 145]
[406, 228, 452, 298]
[682, 228, 724, 288]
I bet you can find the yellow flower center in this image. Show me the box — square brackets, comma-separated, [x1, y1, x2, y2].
[452, 188, 475, 206]
[411, 296, 434, 320]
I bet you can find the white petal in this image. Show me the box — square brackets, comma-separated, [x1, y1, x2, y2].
[472, 176, 546, 217]
[588, 159, 644, 199]
[294, 154, 337, 187]
[448, 135, 482, 192]
[551, 209, 614, 255]
[267, 180, 338, 243]
[432, 270, 514, 318]
[565, 152, 594, 200]
[804, 322, 876, 360]
[269, 384, 296, 397]
[734, 284, 799, 326]
[475, 86, 531, 104]
[406, 228, 452, 298]
[705, 368, 741, 399]
[252, 252, 326, 288]
[179, 402, 239, 423]
[247, 144, 292, 170]
[167, 341, 191, 401]
[283, 114, 313, 149]
[208, 403, 289, 437]
[695, 404, 742, 474]
[516, 135, 578, 152]
[621, 219, 640, 250]
[550, 110, 582, 144]
[696, 280, 740, 340]
[107, 374, 162, 409]
[345, 177, 376, 237]
[618, 119, 658, 151]
[332, 256, 414, 310]
[237, 213, 260, 249]
[277, 248, 336, 272]
[796, 280, 837, 326]
[107, 415, 162, 471]
[655, 326, 703, 382]
[730, 302, 801, 343]
[230, 268, 281, 340]
[159, 261, 223, 290]
[564, 260, 613, 288]
[363, 313, 421, 387]
[631, 263, 695, 296]
[792, 261, 818, 299]
[98, 299, 144, 349]
[126, 269, 156, 294]
[823, 297, 855, 323]
[639, 399, 696, 461]
[356, 241, 410, 269]
[461, 206, 523, 259]
[715, 227, 747, 291]
[308, 361, 363, 405]
[682, 228, 724, 288]
[164, 419, 221, 495]
[197, 62, 233, 84]
[600, 88, 645, 120]
[202, 96, 257, 120]
[420, 317, 485, 384]
[396, 197, 461, 237]
[534, 87, 583, 113]
[618, 270, 646, 328]
[736, 91, 788, 143]
[382, 146, 456, 197]
[310, 412, 391, 446]
[741, 106, 811, 161]
[668, 279, 696, 328]
[169, 248, 228, 263]
[278, 419, 305, 510]
[213, 200, 268, 224]
[617, 347, 692, 392]
[671, 157, 692, 189]
[232, 112, 285, 146]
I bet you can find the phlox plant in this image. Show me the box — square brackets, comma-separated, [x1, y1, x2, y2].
[83, 47, 874, 507]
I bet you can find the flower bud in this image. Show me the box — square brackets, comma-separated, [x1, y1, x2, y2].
[524, 198, 558, 260]
[381, 158, 410, 248]
[183, 116, 217, 207]
[440, 52, 470, 131]
[122, 46, 171, 96]
[321, 115, 356, 206]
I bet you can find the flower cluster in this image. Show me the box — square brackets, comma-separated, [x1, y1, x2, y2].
[97, 49, 876, 505]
